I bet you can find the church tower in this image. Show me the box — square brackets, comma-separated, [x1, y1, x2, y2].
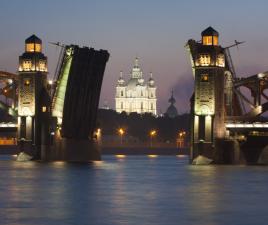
[187, 27, 226, 161]
[18, 35, 51, 158]
[165, 91, 178, 118]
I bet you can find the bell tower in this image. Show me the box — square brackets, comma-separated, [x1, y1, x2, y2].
[187, 27, 226, 161]
[18, 35, 51, 158]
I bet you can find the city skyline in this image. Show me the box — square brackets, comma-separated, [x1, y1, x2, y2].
[1, 0, 268, 113]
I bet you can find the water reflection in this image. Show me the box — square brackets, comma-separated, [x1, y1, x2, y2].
[0, 156, 268, 225]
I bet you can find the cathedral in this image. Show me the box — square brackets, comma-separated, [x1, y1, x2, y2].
[115, 58, 157, 115]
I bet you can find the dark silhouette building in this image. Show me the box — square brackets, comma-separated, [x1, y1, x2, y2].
[165, 91, 178, 118]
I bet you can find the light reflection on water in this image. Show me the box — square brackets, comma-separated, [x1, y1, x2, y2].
[0, 155, 268, 225]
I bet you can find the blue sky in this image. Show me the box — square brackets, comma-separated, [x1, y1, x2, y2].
[1, 0, 268, 113]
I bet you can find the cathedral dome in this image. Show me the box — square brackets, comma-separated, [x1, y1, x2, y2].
[126, 78, 139, 89]
[166, 105, 178, 118]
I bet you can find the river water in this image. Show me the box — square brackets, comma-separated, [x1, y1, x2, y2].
[0, 155, 268, 225]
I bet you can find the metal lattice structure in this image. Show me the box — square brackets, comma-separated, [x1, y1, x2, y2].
[0, 71, 18, 118]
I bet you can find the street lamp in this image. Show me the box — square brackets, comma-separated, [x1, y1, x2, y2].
[149, 130, 156, 147]
[48, 80, 53, 96]
[177, 131, 186, 148]
[118, 128, 125, 145]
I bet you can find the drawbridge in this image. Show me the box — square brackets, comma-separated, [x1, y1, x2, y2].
[0, 35, 109, 162]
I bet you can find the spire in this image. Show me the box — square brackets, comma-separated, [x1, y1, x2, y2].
[134, 57, 139, 68]
[166, 90, 178, 118]
[169, 90, 176, 105]
[131, 57, 142, 78]
[117, 70, 125, 86]
[148, 72, 155, 87]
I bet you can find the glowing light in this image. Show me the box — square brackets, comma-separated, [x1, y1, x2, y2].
[150, 130, 156, 137]
[202, 36, 218, 46]
[116, 155, 126, 159]
[24, 80, 30, 86]
[53, 161, 66, 167]
[226, 122, 268, 128]
[48, 80, 53, 85]
[198, 54, 211, 66]
[93, 161, 103, 166]
[118, 128, 124, 135]
[26, 43, 41, 52]
[22, 60, 32, 71]
[148, 155, 158, 158]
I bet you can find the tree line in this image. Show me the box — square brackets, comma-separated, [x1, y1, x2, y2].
[97, 109, 190, 143]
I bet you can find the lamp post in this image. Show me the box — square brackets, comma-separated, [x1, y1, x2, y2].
[48, 80, 53, 96]
[177, 131, 186, 148]
[149, 130, 156, 148]
[118, 128, 124, 145]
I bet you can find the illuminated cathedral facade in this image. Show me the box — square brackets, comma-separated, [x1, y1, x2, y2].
[115, 58, 157, 115]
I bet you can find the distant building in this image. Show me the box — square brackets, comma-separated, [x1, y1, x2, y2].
[115, 58, 157, 115]
[165, 91, 178, 118]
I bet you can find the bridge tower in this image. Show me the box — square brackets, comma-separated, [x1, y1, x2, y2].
[187, 27, 227, 161]
[18, 35, 51, 158]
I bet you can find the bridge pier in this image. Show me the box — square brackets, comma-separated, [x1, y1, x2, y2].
[41, 137, 100, 162]
[187, 27, 228, 164]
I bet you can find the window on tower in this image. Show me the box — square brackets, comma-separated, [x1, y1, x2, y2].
[22, 60, 32, 71]
[39, 60, 47, 72]
[216, 54, 225, 67]
[198, 54, 211, 66]
[202, 36, 213, 45]
[26, 43, 34, 52]
[35, 43, 41, 52]
[26, 43, 41, 52]
[201, 74, 209, 82]
[121, 90, 124, 97]
[24, 79, 31, 86]
[121, 102, 123, 109]
[213, 36, 218, 45]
